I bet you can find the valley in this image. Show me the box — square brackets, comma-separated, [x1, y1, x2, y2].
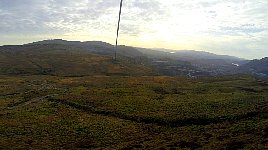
[0, 39, 267, 78]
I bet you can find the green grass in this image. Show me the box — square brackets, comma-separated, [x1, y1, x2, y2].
[0, 75, 267, 149]
[0, 45, 155, 76]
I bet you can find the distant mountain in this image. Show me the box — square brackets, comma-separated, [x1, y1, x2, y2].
[136, 48, 247, 75]
[0, 42, 153, 76]
[29, 39, 113, 48]
[150, 48, 244, 61]
[28, 39, 245, 63]
[2, 39, 266, 77]
[0, 39, 203, 76]
[240, 57, 268, 76]
[28, 39, 143, 57]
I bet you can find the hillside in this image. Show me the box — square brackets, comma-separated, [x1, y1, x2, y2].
[139, 48, 244, 61]
[137, 48, 247, 75]
[1, 39, 267, 77]
[28, 39, 143, 57]
[1, 75, 267, 149]
[1, 40, 267, 149]
[0, 44, 153, 76]
[240, 57, 268, 76]
[0, 39, 200, 76]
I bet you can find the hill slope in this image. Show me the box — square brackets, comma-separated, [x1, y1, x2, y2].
[1, 39, 266, 77]
[140, 48, 244, 61]
[240, 57, 268, 76]
[137, 48, 247, 75]
[0, 43, 153, 76]
[28, 39, 143, 57]
[0, 39, 198, 76]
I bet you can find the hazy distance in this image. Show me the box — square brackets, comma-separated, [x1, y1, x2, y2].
[0, 0, 267, 59]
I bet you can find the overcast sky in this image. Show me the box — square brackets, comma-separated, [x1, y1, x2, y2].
[0, 0, 267, 59]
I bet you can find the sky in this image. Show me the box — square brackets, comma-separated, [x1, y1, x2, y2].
[0, 0, 267, 59]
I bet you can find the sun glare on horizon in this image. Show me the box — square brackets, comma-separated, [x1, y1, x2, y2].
[0, 0, 267, 59]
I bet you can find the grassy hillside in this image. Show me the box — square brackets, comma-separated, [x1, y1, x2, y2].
[240, 57, 268, 75]
[0, 42, 201, 77]
[3, 40, 264, 77]
[0, 40, 267, 149]
[1, 75, 267, 149]
[0, 44, 154, 76]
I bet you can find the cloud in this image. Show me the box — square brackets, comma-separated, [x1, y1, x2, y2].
[0, 0, 119, 34]
[220, 24, 265, 35]
[0, 0, 62, 34]
[0, 0, 267, 59]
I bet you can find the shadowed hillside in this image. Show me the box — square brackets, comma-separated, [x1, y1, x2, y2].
[28, 39, 143, 57]
[0, 43, 154, 76]
[1, 39, 267, 77]
[0, 40, 199, 77]
[240, 57, 268, 76]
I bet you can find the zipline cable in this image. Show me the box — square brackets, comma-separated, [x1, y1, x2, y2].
[115, 0, 123, 61]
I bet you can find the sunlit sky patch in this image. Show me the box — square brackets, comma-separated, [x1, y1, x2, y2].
[0, 0, 267, 59]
